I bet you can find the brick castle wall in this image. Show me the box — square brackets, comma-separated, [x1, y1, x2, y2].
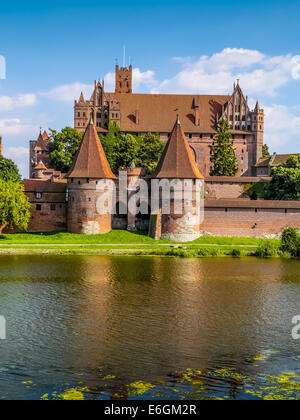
[202, 201, 300, 238]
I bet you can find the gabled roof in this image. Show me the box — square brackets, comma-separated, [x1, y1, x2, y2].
[67, 117, 116, 179]
[103, 92, 230, 133]
[36, 132, 48, 151]
[272, 153, 300, 166]
[42, 131, 50, 141]
[255, 157, 272, 167]
[153, 118, 204, 179]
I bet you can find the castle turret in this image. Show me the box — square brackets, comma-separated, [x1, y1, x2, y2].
[251, 100, 264, 164]
[67, 115, 116, 234]
[115, 65, 132, 94]
[150, 117, 204, 242]
[33, 161, 47, 179]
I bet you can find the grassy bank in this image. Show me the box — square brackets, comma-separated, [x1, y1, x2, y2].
[0, 245, 254, 257]
[0, 230, 293, 258]
[0, 230, 279, 246]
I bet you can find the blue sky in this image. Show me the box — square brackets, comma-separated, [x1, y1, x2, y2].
[1, 0, 300, 177]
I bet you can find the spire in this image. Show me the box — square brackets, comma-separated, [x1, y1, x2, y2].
[67, 118, 116, 179]
[79, 92, 85, 103]
[36, 130, 48, 150]
[153, 118, 204, 179]
[255, 101, 260, 111]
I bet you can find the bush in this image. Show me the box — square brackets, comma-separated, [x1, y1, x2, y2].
[255, 241, 279, 258]
[280, 227, 300, 257]
[231, 248, 241, 258]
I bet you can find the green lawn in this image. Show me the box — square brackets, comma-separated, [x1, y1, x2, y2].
[0, 230, 279, 246]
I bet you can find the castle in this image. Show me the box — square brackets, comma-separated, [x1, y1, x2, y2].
[22, 64, 300, 239]
[73, 65, 264, 177]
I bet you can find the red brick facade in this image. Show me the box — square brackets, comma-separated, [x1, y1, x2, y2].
[203, 200, 300, 238]
[74, 67, 264, 177]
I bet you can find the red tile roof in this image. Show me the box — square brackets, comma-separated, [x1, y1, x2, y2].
[272, 153, 300, 166]
[34, 162, 47, 170]
[107, 93, 230, 133]
[35, 132, 49, 151]
[153, 118, 204, 179]
[42, 130, 50, 141]
[67, 119, 116, 179]
[23, 179, 67, 193]
[254, 157, 272, 167]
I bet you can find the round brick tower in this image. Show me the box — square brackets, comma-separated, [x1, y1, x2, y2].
[151, 117, 204, 242]
[67, 116, 116, 234]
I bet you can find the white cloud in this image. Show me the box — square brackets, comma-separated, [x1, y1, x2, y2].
[0, 118, 37, 135]
[5, 146, 29, 159]
[151, 48, 300, 96]
[41, 82, 93, 102]
[263, 104, 300, 152]
[0, 93, 37, 111]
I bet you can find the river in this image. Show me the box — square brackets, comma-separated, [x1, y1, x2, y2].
[0, 255, 299, 400]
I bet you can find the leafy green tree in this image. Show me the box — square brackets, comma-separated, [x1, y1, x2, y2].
[137, 133, 165, 174]
[98, 122, 120, 172]
[264, 155, 300, 200]
[111, 134, 140, 172]
[0, 156, 21, 183]
[262, 144, 271, 158]
[47, 127, 83, 173]
[280, 227, 300, 257]
[99, 125, 165, 174]
[0, 180, 31, 234]
[210, 119, 238, 176]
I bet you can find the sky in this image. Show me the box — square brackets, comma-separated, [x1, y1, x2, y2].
[0, 0, 300, 177]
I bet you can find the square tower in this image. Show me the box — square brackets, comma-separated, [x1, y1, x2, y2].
[115, 65, 132, 94]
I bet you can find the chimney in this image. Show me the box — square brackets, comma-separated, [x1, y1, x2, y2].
[135, 109, 140, 125]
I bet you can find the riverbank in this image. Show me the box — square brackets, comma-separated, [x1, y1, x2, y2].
[0, 245, 255, 257]
[0, 230, 286, 257]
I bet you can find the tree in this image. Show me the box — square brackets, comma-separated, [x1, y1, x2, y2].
[264, 155, 300, 200]
[0, 180, 31, 234]
[47, 127, 83, 173]
[262, 144, 271, 158]
[0, 156, 21, 183]
[99, 122, 120, 172]
[111, 133, 140, 172]
[137, 133, 165, 174]
[99, 124, 165, 174]
[280, 227, 300, 257]
[210, 119, 238, 176]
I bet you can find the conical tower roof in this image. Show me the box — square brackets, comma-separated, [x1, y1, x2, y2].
[67, 116, 116, 179]
[153, 117, 204, 179]
[34, 161, 47, 170]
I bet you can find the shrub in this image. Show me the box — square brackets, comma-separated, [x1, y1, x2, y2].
[255, 241, 279, 258]
[280, 227, 300, 257]
[231, 248, 241, 258]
